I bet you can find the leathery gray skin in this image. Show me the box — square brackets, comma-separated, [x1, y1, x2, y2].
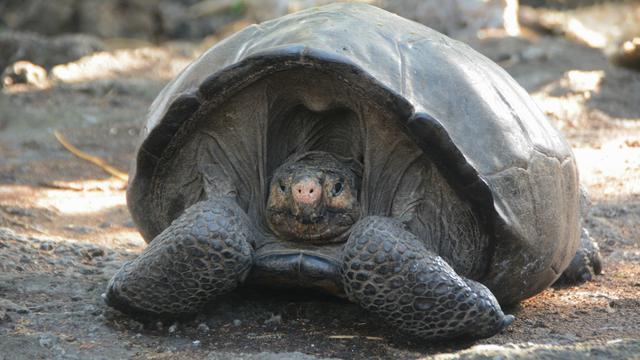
[105, 151, 513, 340]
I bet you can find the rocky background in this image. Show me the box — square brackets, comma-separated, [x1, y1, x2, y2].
[0, 1, 639, 359]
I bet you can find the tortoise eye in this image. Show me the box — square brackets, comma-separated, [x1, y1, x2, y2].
[331, 182, 343, 196]
[279, 183, 287, 193]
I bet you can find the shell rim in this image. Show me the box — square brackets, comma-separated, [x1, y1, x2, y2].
[128, 45, 505, 281]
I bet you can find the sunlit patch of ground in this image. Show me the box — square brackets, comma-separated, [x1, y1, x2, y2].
[574, 141, 640, 201]
[0, 182, 143, 251]
[50, 46, 195, 85]
[530, 68, 640, 203]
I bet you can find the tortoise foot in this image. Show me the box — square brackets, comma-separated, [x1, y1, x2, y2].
[556, 228, 603, 285]
[105, 198, 254, 315]
[341, 216, 512, 340]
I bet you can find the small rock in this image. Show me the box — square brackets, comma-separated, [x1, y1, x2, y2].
[0, 310, 11, 323]
[2, 61, 49, 88]
[38, 333, 58, 349]
[168, 323, 178, 334]
[81, 247, 105, 259]
[232, 319, 242, 327]
[192, 340, 201, 348]
[129, 320, 144, 332]
[197, 323, 210, 333]
[156, 321, 164, 331]
[19, 254, 31, 263]
[40, 242, 54, 251]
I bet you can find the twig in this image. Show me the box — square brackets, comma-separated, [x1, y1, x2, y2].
[53, 130, 128, 182]
[38, 179, 126, 191]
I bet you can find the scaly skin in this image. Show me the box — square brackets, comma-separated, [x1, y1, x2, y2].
[341, 216, 513, 340]
[556, 228, 603, 285]
[105, 197, 254, 315]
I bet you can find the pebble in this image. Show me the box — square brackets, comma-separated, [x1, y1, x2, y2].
[38, 333, 58, 349]
[232, 319, 242, 327]
[129, 320, 144, 332]
[168, 323, 178, 334]
[192, 340, 201, 348]
[81, 247, 105, 259]
[0, 310, 11, 323]
[39, 242, 54, 251]
[197, 323, 210, 333]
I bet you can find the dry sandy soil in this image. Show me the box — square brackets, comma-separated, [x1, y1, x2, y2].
[0, 17, 639, 360]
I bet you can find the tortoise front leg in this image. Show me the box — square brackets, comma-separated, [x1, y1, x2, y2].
[341, 216, 513, 340]
[105, 198, 254, 315]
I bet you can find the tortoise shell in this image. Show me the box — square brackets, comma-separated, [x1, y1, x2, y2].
[127, 3, 580, 304]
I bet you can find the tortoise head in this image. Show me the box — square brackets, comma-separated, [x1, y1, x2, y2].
[266, 151, 361, 243]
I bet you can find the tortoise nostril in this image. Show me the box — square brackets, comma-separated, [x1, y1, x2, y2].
[292, 178, 321, 204]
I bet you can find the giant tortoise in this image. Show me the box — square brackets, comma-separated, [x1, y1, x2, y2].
[105, 3, 601, 340]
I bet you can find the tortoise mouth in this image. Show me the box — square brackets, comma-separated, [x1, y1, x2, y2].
[267, 208, 358, 243]
[247, 250, 344, 295]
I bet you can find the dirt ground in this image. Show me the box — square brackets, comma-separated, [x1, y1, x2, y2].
[1, 13, 639, 360]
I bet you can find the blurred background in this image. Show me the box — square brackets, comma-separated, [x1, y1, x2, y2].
[1, 0, 639, 80]
[0, 1, 639, 359]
